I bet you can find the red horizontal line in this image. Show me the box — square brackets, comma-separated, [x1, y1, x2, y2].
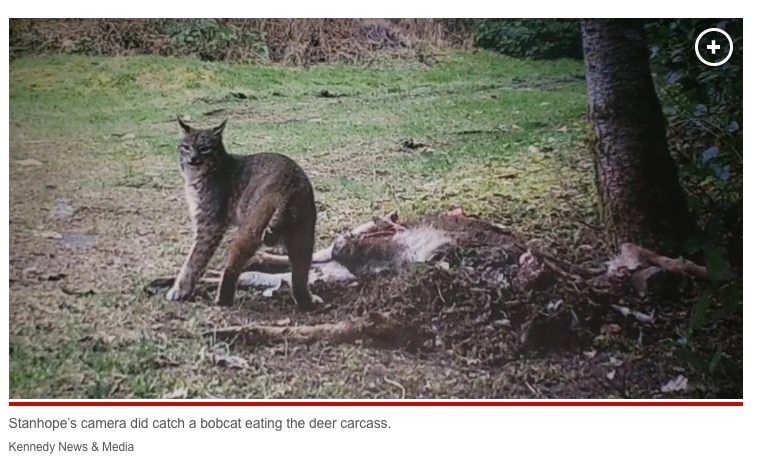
[9, 401, 742, 407]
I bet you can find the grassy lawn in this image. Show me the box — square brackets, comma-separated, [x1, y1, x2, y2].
[9, 50, 614, 398]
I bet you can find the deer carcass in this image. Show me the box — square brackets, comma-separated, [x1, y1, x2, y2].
[145, 208, 518, 297]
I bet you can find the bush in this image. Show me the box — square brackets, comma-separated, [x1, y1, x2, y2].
[473, 19, 583, 59]
[162, 19, 270, 62]
[645, 18, 743, 387]
[9, 19, 472, 65]
[645, 19, 742, 267]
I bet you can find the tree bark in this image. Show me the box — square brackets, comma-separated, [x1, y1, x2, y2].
[581, 19, 697, 256]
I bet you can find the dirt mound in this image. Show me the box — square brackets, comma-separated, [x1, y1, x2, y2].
[204, 233, 627, 368]
[333, 242, 601, 361]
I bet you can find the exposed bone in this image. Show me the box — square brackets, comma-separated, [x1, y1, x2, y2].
[611, 304, 655, 324]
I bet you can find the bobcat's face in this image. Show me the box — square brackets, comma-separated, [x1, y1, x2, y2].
[176, 117, 228, 175]
[178, 132, 217, 169]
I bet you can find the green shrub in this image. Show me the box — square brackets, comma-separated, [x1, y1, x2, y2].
[645, 19, 742, 265]
[473, 19, 583, 59]
[162, 19, 270, 63]
[646, 18, 742, 387]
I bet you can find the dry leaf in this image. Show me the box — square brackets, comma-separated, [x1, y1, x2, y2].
[519, 250, 535, 265]
[600, 323, 621, 335]
[275, 317, 291, 326]
[15, 158, 44, 166]
[661, 375, 689, 393]
[209, 348, 248, 370]
[162, 387, 189, 399]
[608, 357, 624, 367]
[35, 230, 63, 240]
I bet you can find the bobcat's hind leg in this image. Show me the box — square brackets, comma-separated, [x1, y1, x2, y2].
[215, 202, 278, 307]
[283, 226, 322, 311]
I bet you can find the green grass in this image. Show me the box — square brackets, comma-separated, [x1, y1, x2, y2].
[10, 50, 608, 399]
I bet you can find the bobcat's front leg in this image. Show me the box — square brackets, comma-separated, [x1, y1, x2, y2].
[167, 227, 225, 301]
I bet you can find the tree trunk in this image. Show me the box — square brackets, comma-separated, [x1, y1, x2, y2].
[581, 19, 696, 256]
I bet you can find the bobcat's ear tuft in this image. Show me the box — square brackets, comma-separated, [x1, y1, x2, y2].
[212, 118, 228, 138]
[177, 116, 194, 136]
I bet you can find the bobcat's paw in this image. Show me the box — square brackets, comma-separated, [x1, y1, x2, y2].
[166, 286, 191, 301]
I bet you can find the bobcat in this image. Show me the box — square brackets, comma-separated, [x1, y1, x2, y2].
[165, 116, 322, 310]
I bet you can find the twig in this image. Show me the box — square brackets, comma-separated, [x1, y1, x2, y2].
[524, 381, 541, 397]
[383, 377, 406, 399]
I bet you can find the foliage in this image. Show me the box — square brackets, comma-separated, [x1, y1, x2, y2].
[473, 19, 583, 59]
[646, 20, 742, 247]
[9, 19, 471, 65]
[161, 19, 270, 63]
[645, 19, 742, 387]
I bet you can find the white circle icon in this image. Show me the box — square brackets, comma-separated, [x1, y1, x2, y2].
[694, 28, 733, 67]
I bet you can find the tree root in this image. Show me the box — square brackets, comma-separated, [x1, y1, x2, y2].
[202, 311, 411, 347]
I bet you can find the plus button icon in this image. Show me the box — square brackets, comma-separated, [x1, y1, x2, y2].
[706, 39, 721, 54]
[695, 28, 733, 67]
